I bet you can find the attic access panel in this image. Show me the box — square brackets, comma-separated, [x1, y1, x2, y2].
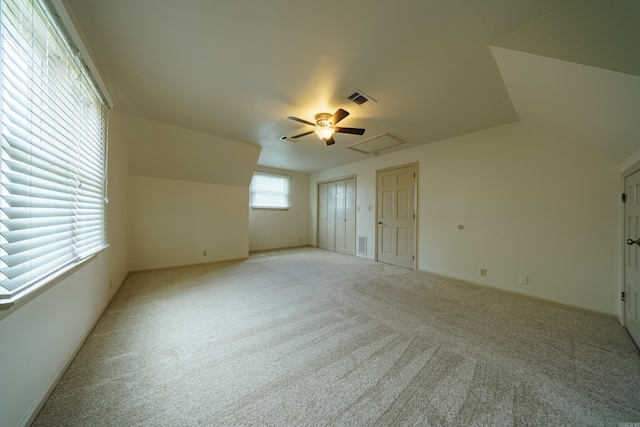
[347, 132, 406, 154]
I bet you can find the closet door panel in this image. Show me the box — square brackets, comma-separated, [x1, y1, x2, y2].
[318, 178, 355, 255]
[335, 180, 346, 253]
[318, 183, 328, 250]
[327, 182, 337, 251]
[345, 178, 356, 255]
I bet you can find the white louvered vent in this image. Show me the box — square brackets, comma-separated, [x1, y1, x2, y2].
[357, 236, 367, 256]
[348, 90, 377, 108]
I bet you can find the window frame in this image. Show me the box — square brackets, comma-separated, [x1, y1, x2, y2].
[250, 172, 290, 210]
[0, 0, 109, 309]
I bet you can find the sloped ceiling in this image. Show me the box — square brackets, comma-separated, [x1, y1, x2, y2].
[491, 47, 640, 162]
[491, 0, 640, 162]
[120, 113, 261, 187]
[63, 0, 639, 173]
[492, 0, 640, 76]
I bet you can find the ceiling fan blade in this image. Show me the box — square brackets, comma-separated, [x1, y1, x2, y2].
[335, 127, 365, 135]
[287, 116, 315, 127]
[290, 130, 315, 139]
[325, 136, 336, 146]
[331, 109, 349, 125]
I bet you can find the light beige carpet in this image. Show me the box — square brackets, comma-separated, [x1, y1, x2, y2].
[34, 247, 640, 426]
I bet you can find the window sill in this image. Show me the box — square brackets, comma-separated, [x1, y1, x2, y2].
[251, 207, 290, 211]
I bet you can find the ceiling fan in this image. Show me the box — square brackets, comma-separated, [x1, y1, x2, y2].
[287, 108, 365, 146]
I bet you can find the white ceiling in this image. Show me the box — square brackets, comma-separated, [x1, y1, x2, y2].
[64, 0, 639, 173]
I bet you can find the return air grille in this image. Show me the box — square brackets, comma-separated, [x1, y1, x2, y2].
[357, 236, 367, 256]
[347, 90, 377, 108]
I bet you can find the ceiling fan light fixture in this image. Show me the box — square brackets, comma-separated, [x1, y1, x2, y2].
[314, 113, 334, 140]
[315, 125, 334, 140]
[286, 109, 364, 145]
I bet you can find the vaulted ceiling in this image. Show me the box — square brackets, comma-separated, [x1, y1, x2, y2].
[65, 0, 640, 173]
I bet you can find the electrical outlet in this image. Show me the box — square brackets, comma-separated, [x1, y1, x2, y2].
[480, 268, 487, 277]
[202, 250, 207, 256]
[519, 275, 529, 285]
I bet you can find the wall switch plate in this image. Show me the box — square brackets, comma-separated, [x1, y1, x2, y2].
[519, 274, 529, 285]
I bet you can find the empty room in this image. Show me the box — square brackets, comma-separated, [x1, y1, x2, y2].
[1, 0, 639, 425]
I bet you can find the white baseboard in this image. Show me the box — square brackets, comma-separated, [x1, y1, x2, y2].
[418, 269, 618, 321]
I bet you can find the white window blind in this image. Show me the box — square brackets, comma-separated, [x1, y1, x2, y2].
[0, 0, 107, 306]
[250, 172, 290, 209]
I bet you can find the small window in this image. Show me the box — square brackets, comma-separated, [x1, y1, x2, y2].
[250, 172, 289, 210]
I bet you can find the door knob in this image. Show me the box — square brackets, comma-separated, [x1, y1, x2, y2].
[626, 238, 640, 246]
[378, 222, 383, 225]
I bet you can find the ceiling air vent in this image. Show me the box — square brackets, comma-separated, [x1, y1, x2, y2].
[347, 90, 377, 108]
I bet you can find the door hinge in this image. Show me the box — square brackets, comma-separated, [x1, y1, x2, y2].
[413, 213, 415, 219]
[413, 256, 415, 261]
[622, 291, 626, 302]
[622, 193, 627, 203]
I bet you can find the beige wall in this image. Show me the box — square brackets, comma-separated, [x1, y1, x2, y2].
[0, 110, 130, 427]
[129, 176, 249, 271]
[121, 111, 260, 271]
[310, 122, 621, 315]
[249, 167, 310, 252]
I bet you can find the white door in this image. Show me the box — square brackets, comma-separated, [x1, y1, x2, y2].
[327, 182, 337, 251]
[335, 180, 346, 253]
[377, 165, 416, 269]
[345, 178, 356, 255]
[624, 170, 640, 348]
[318, 183, 328, 250]
[317, 178, 356, 255]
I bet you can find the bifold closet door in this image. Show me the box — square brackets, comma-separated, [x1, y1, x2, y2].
[318, 178, 355, 255]
[318, 183, 328, 250]
[344, 178, 355, 255]
[335, 181, 346, 253]
[327, 182, 337, 251]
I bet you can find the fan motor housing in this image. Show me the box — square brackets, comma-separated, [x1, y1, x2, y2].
[315, 113, 332, 126]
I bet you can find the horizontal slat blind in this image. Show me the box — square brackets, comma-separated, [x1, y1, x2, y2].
[250, 172, 290, 209]
[0, 0, 107, 300]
